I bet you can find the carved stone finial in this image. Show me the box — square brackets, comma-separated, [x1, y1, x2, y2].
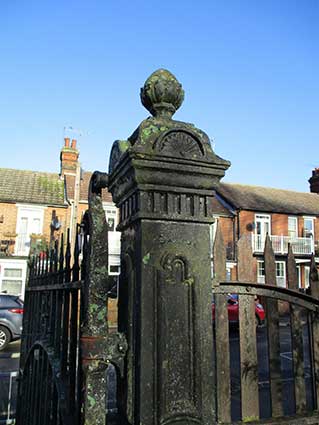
[140, 69, 184, 119]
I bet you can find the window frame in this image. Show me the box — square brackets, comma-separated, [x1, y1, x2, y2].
[257, 260, 286, 287]
[305, 265, 310, 288]
[15, 205, 45, 256]
[303, 216, 315, 239]
[257, 260, 265, 284]
[288, 216, 298, 239]
[255, 214, 271, 237]
[103, 203, 118, 233]
[276, 260, 286, 288]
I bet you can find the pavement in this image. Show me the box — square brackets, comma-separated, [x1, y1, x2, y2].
[0, 323, 314, 424]
[0, 340, 20, 424]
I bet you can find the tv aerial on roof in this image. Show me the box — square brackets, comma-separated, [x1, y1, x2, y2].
[63, 126, 88, 137]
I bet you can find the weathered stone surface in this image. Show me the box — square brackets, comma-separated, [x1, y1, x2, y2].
[108, 69, 230, 425]
[80, 172, 127, 425]
[140, 69, 184, 119]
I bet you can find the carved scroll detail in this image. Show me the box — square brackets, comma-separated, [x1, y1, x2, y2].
[156, 254, 199, 423]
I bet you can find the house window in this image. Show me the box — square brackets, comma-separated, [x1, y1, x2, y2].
[276, 261, 286, 288]
[255, 214, 271, 251]
[304, 217, 314, 238]
[305, 266, 310, 288]
[257, 261, 265, 284]
[226, 267, 231, 282]
[15, 206, 45, 256]
[257, 260, 286, 287]
[255, 214, 271, 237]
[1, 267, 23, 296]
[109, 265, 120, 275]
[210, 222, 217, 279]
[103, 203, 120, 275]
[297, 266, 301, 288]
[104, 206, 117, 232]
[108, 254, 120, 276]
[288, 217, 298, 239]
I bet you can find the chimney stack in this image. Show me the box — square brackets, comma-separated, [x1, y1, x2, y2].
[60, 138, 79, 177]
[309, 168, 319, 194]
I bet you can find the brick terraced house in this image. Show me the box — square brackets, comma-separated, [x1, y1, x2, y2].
[213, 178, 319, 289]
[0, 138, 120, 301]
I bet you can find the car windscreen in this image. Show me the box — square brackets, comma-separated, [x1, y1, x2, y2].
[0, 295, 23, 308]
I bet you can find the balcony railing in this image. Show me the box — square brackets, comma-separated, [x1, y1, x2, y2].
[252, 234, 315, 255]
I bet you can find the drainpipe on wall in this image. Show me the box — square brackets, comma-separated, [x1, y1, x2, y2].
[70, 159, 81, 255]
[232, 215, 236, 261]
[237, 208, 241, 242]
[236, 209, 241, 280]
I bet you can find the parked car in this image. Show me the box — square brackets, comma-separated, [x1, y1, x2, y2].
[212, 294, 265, 326]
[0, 294, 24, 351]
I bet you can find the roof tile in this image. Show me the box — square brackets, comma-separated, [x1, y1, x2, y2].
[0, 168, 65, 206]
[217, 183, 319, 215]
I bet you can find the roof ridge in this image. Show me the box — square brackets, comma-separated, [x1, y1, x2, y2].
[0, 167, 59, 176]
[220, 182, 316, 196]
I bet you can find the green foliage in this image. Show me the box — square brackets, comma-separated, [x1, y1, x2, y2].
[243, 416, 258, 423]
[29, 234, 49, 256]
[142, 252, 151, 265]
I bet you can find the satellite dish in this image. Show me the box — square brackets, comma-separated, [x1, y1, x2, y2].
[246, 222, 256, 232]
[51, 218, 62, 231]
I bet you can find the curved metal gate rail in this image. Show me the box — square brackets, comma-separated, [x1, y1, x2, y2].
[213, 281, 319, 424]
[212, 226, 319, 425]
[16, 230, 84, 425]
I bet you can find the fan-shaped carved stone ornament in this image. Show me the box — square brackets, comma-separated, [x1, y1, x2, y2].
[154, 129, 204, 158]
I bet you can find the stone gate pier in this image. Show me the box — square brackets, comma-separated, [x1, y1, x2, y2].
[108, 69, 230, 425]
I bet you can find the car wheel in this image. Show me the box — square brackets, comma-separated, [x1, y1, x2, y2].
[0, 326, 11, 351]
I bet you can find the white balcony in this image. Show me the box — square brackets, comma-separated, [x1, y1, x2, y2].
[252, 234, 315, 255]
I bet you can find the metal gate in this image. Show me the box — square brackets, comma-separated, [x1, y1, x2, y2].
[16, 173, 127, 425]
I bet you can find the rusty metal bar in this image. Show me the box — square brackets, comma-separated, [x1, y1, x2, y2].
[291, 304, 307, 414]
[239, 294, 259, 422]
[215, 293, 231, 423]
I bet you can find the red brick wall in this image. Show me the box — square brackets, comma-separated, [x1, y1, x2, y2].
[0, 203, 18, 254]
[238, 210, 255, 237]
[217, 216, 234, 247]
[43, 206, 69, 243]
[271, 213, 287, 235]
[0, 203, 18, 238]
[315, 218, 319, 241]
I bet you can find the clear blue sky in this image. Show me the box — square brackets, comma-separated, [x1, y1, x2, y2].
[1, 0, 318, 192]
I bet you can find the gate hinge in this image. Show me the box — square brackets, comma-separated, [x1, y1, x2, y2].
[80, 332, 127, 375]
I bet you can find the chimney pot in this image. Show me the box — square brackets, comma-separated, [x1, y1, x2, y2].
[71, 139, 77, 149]
[309, 168, 319, 194]
[64, 137, 70, 147]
